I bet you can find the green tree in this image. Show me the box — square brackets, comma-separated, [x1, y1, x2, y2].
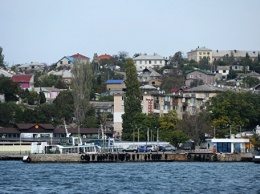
[121, 58, 142, 140]
[208, 91, 260, 135]
[35, 74, 63, 88]
[0, 46, 4, 67]
[160, 76, 184, 93]
[39, 90, 46, 104]
[250, 134, 260, 150]
[0, 77, 21, 102]
[168, 51, 184, 67]
[243, 76, 260, 88]
[158, 110, 185, 146]
[198, 57, 212, 70]
[227, 69, 238, 80]
[0, 102, 24, 127]
[71, 59, 93, 130]
[27, 90, 40, 105]
[180, 110, 211, 143]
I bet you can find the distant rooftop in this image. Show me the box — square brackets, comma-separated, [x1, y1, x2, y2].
[133, 54, 165, 60]
[106, 80, 124, 84]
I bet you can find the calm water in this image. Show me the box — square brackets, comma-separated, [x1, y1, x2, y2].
[0, 161, 259, 194]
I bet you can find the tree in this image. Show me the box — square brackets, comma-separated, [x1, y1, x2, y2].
[227, 69, 237, 80]
[168, 51, 184, 67]
[180, 110, 211, 143]
[71, 59, 93, 130]
[39, 90, 46, 104]
[35, 74, 65, 88]
[121, 58, 142, 140]
[112, 51, 129, 71]
[208, 91, 260, 135]
[158, 110, 186, 146]
[0, 102, 24, 127]
[160, 76, 184, 93]
[0, 46, 4, 67]
[198, 57, 212, 70]
[243, 76, 260, 88]
[0, 77, 20, 102]
[250, 134, 260, 150]
[27, 90, 40, 105]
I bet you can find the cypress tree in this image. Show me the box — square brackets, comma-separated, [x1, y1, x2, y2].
[121, 58, 142, 140]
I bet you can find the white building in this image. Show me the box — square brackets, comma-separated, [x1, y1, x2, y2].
[133, 54, 167, 72]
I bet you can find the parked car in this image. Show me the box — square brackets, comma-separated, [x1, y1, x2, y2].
[122, 145, 138, 153]
[146, 145, 156, 152]
[138, 145, 147, 152]
[158, 145, 166, 151]
[164, 145, 176, 151]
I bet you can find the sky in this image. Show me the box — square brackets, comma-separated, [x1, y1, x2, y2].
[1, 0, 260, 66]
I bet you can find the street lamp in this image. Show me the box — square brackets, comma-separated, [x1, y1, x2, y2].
[211, 126, 216, 138]
[237, 125, 242, 134]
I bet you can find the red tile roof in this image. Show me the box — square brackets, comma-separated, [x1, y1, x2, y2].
[12, 74, 33, 83]
[96, 54, 113, 60]
[70, 53, 90, 59]
[171, 88, 180, 93]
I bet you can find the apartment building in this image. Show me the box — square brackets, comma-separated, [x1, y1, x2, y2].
[187, 47, 213, 63]
[113, 85, 223, 137]
[133, 54, 167, 72]
[187, 46, 260, 64]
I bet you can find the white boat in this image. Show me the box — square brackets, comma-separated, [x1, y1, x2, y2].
[253, 155, 260, 163]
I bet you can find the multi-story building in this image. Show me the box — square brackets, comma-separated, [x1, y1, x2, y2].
[185, 69, 216, 87]
[113, 85, 224, 138]
[187, 46, 260, 64]
[187, 47, 213, 63]
[133, 54, 167, 72]
[212, 50, 259, 62]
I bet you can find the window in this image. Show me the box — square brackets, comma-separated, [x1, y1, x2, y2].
[204, 93, 209, 98]
[217, 143, 231, 153]
[190, 75, 194, 78]
[223, 70, 226, 73]
[68, 61, 70, 64]
[121, 105, 124, 111]
[149, 60, 151, 64]
[199, 52, 202, 55]
[203, 52, 206, 55]
[60, 61, 63, 64]
[139, 61, 142, 65]
[207, 52, 210, 55]
[198, 74, 202, 78]
[145, 61, 147, 64]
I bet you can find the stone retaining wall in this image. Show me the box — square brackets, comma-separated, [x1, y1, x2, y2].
[25, 152, 253, 163]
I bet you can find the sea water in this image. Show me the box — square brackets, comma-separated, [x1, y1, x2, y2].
[0, 161, 259, 194]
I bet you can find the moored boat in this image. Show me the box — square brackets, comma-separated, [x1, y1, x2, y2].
[253, 155, 260, 163]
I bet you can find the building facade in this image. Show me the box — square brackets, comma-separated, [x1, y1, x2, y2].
[133, 54, 167, 72]
[113, 85, 223, 138]
[185, 69, 216, 87]
[187, 47, 213, 63]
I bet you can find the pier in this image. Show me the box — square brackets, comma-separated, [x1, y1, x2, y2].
[21, 152, 253, 163]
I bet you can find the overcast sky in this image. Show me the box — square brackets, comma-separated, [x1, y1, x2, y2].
[1, 0, 260, 66]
